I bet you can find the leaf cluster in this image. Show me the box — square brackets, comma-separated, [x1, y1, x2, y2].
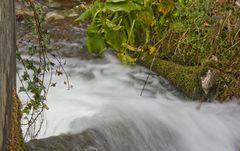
[17, 0, 71, 139]
[76, 0, 174, 64]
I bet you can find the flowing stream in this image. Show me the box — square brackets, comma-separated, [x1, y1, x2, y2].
[16, 1, 240, 150]
[19, 53, 240, 151]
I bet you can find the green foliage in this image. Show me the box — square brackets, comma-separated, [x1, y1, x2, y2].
[17, 0, 70, 139]
[156, 0, 240, 66]
[76, 0, 174, 63]
[78, 0, 240, 100]
[155, 0, 240, 100]
[18, 0, 50, 119]
[86, 22, 106, 55]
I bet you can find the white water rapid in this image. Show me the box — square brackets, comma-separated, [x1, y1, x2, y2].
[19, 53, 240, 151]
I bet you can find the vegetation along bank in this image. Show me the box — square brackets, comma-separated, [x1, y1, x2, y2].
[78, 0, 240, 101]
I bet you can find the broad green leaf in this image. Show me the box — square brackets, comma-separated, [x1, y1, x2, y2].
[105, 28, 127, 51]
[75, 8, 93, 22]
[86, 23, 106, 55]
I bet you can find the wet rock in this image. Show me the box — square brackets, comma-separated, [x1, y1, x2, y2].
[16, 1, 34, 21]
[66, 7, 83, 18]
[46, 11, 65, 21]
[201, 69, 219, 95]
[47, 0, 82, 9]
[27, 129, 108, 151]
[16, 0, 94, 60]
[50, 40, 94, 59]
[47, 0, 62, 8]
[67, 12, 79, 18]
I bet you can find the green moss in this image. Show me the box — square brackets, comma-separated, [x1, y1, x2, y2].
[137, 0, 240, 101]
[140, 54, 204, 99]
[139, 53, 240, 101]
[213, 73, 240, 101]
[8, 89, 29, 151]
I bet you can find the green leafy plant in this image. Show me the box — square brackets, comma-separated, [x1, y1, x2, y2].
[78, 0, 240, 100]
[17, 0, 70, 139]
[76, 0, 174, 64]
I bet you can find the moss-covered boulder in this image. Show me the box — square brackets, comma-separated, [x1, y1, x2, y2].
[139, 54, 204, 100]
[139, 53, 240, 101]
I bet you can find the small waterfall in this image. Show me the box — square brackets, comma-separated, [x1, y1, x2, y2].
[19, 53, 240, 151]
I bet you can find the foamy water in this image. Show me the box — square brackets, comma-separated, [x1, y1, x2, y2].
[19, 53, 240, 151]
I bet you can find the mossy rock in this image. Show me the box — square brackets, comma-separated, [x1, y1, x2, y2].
[139, 54, 204, 100]
[139, 53, 240, 101]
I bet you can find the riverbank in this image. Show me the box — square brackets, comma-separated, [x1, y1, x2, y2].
[137, 0, 240, 101]
[69, 0, 240, 101]
[139, 52, 239, 101]
[16, 0, 240, 102]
